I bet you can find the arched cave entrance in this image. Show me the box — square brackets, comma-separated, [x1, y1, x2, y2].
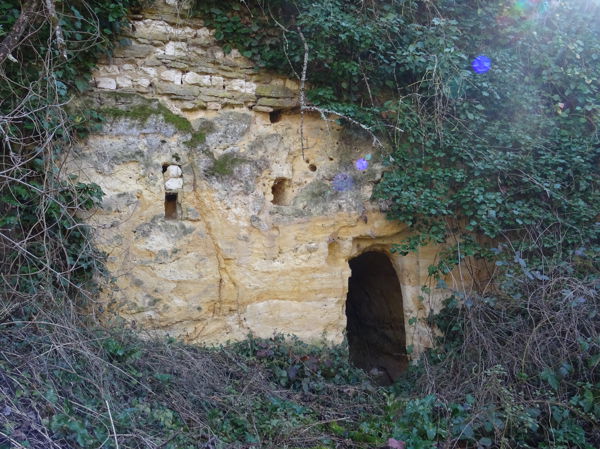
[346, 251, 408, 384]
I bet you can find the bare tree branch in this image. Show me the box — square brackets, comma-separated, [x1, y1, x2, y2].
[294, 26, 388, 150]
[44, 0, 68, 60]
[296, 26, 308, 160]
[0, 0, 40, 66]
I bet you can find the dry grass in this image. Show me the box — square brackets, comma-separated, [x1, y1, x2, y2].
[418, 255, 600, 445]
[0, 306, 386, 449]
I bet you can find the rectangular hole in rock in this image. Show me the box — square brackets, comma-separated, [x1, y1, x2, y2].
[165, 192, 178, 219]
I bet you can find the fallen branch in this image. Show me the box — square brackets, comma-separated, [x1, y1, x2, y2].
[295, 26, 386, 151]
[105, 400, 120, 449]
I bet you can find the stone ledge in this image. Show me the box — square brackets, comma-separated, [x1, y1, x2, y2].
[256, 97, 299, 109]
[155, 82, 200, 98]
[255, 84, 296, 98]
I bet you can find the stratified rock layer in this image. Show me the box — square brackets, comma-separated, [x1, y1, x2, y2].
[68, 0, 455, 359]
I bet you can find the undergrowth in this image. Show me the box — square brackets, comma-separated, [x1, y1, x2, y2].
[2, 262, 597, 449]
[0, 320, 389, 449]
[405, 254, 600, 449]
[1, 250, 598, 449]
[1, 0, 599, 448]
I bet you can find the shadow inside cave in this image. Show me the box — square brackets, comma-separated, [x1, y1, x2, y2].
[346, 251, 408, 385]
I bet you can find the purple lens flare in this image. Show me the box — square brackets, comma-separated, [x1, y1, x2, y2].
[355, 158, 369, 171]
[332, 172, 354, 192]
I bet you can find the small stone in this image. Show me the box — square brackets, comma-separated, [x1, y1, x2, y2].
[102, 65, 120, 74]
[165, 177, 183, 191]
[165, 41, 188, 57]
[143, 57, 162, 67]
[207, 102, 222, 110]
[243, 81, 257, 94]
[255, 84, 296, 98]
[211, 76, 224, 88]
[198, 88, 246, 100]
[134, 77, 151, 88]
[162, 60, 189, 70]
[183, 72, 211, 86]
[226, 79, 245, 92]
[141, 66, 158, 77]
[181, 101, 207, 111]
[165, 165, 182, 178]
[116, 76, 133, 88]
[253, 105, 274, 113]
[155, 82, 200, 98]
[160, 69, 183, 84]
[118, 43, 155, 58]
[256, 97, 298, 109]
[133, 19, 196, 42]
[96, 77, 117, 90]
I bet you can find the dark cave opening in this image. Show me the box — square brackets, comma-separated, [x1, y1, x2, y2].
[164, 192, 178, 219]
[269, 109, 282, 123]
[346, 251, 408, 384]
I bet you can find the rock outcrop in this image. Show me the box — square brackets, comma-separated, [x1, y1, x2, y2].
[68, 0, 453, 362]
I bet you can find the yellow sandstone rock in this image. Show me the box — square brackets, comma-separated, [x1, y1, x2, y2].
[66, 0, 463, 373]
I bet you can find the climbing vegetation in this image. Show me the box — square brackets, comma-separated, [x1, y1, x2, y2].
[0, 0, 599, 448]
[0, 0, 142, 314]
[194, 0, 600, 447]
[196, 0, 599, 266]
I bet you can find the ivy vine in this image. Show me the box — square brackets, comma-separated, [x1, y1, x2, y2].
[194, 0, 599, 274]
[0, 0, 142, 313]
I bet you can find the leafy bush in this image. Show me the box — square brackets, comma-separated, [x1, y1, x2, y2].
[392, 251, 600, 448]
[0, 0, 143, 317]
[195, 0, 599, 270]
[0, 325, 387, 449]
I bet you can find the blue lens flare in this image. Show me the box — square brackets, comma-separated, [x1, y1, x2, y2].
[332, 173, 354, 192]
[472, 55, 492, 74]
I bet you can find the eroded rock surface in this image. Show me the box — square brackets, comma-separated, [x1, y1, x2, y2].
[67, 0, 453, 359]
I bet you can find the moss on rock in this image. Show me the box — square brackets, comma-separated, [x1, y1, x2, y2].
[100, 102, 193, 134]
[208, 153, 246, 176]
[90, 92, 205, 145]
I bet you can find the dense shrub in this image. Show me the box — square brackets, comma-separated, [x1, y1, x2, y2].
[194, 1, 600, 447]
[0, 0, 141, 316]
[0, 325, 386, 448]
[196, 0, 599, 267]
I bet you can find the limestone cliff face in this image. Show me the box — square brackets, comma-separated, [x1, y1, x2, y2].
[68, 0, 449, 360]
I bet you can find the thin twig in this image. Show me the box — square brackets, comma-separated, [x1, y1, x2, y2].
[296, 26, 309, 160]
[105, 399, 120, 449]
[44, 0, 68, 60]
